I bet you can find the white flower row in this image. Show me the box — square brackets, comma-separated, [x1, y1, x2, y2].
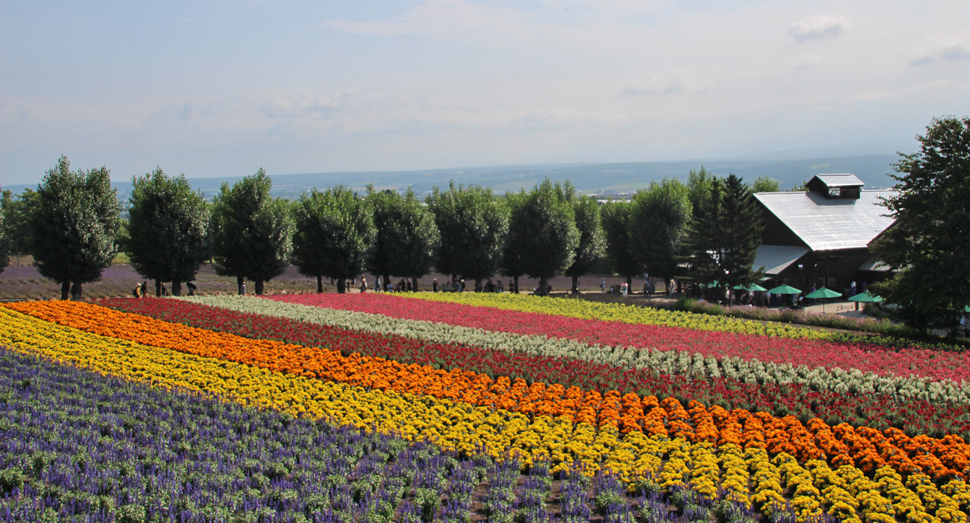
[180, 296, 970, 407]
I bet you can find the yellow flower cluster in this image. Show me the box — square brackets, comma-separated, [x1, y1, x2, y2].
[407, 291, 832, 339]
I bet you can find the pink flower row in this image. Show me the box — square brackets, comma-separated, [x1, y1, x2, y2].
[268, 293, 970, 385]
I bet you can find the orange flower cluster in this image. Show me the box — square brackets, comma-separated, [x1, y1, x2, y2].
[8, 300, 970, 485]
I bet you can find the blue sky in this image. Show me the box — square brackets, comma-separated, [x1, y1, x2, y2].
[2, 0, 969, 185]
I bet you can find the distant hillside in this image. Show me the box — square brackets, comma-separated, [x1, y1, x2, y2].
[4, 155, 899, 200]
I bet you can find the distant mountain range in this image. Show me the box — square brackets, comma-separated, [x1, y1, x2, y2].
[5, 155, 900, 200]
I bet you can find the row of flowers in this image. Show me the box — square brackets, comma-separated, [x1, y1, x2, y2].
[109, 295, 970, 440]
[406, 291, 963, 353]
[171, 295, 970, 407]
[270, 293, 970, 385]
[9, 300, 970, 486]
[3, 305, 969, 523]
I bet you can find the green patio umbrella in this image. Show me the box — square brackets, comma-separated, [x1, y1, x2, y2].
[733, 283, 767, 292]
[805, 287, 842, 313]
[767, 284, 801, 295]
[848, 291, 883, 303]
[766, 284, 801, 308]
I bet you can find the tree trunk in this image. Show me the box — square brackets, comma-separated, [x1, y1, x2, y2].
[71, 282, 82, 301]
[571, 276, 579, 293]
[384, 273, 391, 293]
[538, 276, 549, 296]
[237, 276, 245, 295]
[411, 276, 419, 292]
[172, 280, 182, 297]
[513, 276, 519, 294]
[61, 281, 70, 300]
[337, 279, 346, 294]
[155, 280, 163, 297]
[474, 279, 483, 293]
[317, 275, 324, 293]
[626, 275, 632, 290]
[255, 280, 264, 295]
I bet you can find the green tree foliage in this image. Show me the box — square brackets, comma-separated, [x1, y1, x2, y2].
[499, 190, 529, 293]
[870, 116, 970, 331]
[564, 193, 605, 293]
[749, 176, 781, 193]
[505, 178, 579, 295]
[426, 182, 508, 292]
[687, 166, 716, 219]
[29, 156, 120, 300]
[211, 169, 293, 295]
[0, 188, 10, 275]
[630, 179, 692, 290]
[365, 186, 440, 292]
[600, 200, 641, 288]
[0, 188, 37, 259]
[126, 168, 212, 296]
[683, 174, 765, 304]
[291, 185, 375, 294]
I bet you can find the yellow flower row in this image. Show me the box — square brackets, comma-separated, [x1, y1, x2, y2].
[406, 292, 832, 339]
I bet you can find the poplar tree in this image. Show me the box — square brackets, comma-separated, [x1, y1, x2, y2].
[126, 168, 211, 296]
[630, 179, 692, 291]
[499, 190, 529, 293]
[365, 186, 439, 292]
[291, 186, 375, 294]
[211, 169, 292, 295]
[29, 156, 120, 300]
[426, 182, 508, 292]
[506, 178, 579, 295]
[600, 200, 641, 289]
[564, 193, 605, 293]
[0, 187, 9, 275]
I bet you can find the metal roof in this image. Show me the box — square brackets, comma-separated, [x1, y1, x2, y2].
[754, 190, 897, 251]
[752, 245, 809, 275]
[812, 173, 864, 188]
[858, 259, 892, 272]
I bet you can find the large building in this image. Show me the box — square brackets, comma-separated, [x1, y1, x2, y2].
[751, 174, 896, 292]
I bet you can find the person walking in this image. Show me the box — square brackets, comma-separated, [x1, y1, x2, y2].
[601, 279, 606, 293]
[359, 277, 368, 293]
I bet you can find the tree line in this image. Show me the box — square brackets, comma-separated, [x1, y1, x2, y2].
[0, 157, 778, 301]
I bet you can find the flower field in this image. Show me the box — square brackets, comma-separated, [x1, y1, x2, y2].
[2, 294, 970, 523]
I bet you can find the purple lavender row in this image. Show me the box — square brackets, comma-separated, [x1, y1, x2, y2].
[0, 347, 762, 522]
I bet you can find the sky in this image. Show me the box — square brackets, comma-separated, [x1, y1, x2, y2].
[2, 0, 969, 186]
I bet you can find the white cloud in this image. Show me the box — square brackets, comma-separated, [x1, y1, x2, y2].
[910, 31, 970, 65]
[620, 70, 709, 98]
[789, 16, 847, 43]
[259, 90, 354, 120]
